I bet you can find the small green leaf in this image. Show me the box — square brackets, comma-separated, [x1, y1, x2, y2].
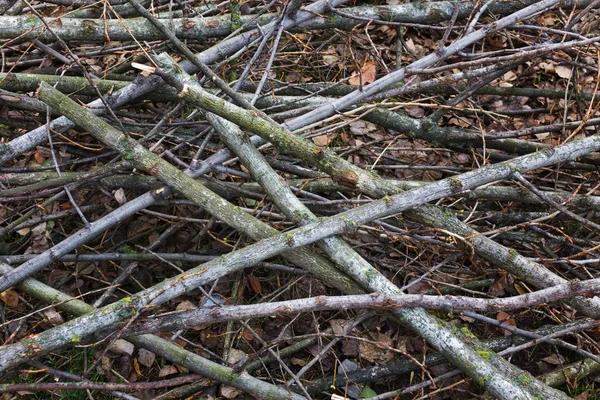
[360, 385, 377, 398]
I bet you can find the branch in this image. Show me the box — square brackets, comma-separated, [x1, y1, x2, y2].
[128, 279, 600, 334]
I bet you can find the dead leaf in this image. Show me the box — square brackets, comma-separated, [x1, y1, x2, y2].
[535, 132, 550, 140]
[137, 348, 155, 368]
[226, 348, 247, 365]
[113, 188, 126, 205]
[405, 106, 425, 118]
[176, 300, 196, 312]
[358, 332, 395, 363]
[0, 289, 19, 307]
[51, 17, 63, 30]
[221, 386, 241, 399]
[241, 328, 254, 341]
[349, 60, 376, 86]
[33, 151, 45, 164]
[312, 134, 330, 147]
[555, 66, 572, 79]
[496, 311, 517, 335]
[286, 72, 300, 83]
[101, 356, 112, 371]
[404, 37, 416, 52]
[16, 227, 31, 236]
[513, 282, 528, 295]
[42, 307, 63, 325]
[291, 357, 306, 366]
[158, 365, 178, 377]
[131, 62, 156, 77]
[247, 274, 262, 295]
[132, 357, 141, 376]
[349, 120, 378, 136]
[341, 338, 359, 357]
[542, 353, 564, 365]
[489, 274, 509, 297]
[322, 53, 339, 66]
[107, 339, 134, 356]
[448, 117, 471, 128]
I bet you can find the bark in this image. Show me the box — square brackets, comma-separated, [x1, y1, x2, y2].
[0, 0, 350, 166]
[3, 1, 594, 42]
[22, 79, 600, 398]
[0, 263, 306, 400]
[156, 53, 600, 318]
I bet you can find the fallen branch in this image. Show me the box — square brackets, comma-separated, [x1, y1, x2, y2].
[127, 279, 600, 334]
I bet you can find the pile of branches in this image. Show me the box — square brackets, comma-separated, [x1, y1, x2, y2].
[1, 0, 600, 398]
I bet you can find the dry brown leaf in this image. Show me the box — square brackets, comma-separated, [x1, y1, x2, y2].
[137, 348, 155, 368]
[0, 289, 19, 307]
[131, 62, 156, 77]
[247, 274, 262, 295]
[42, 307, 64, 325]
[358, 332, 394, 363]
[291, 357, 307, 366]
[226, 348, 247, 365]
[221, 386, 241, 399]
[405, 106, 425, 118]
[513, 282, 528, 295]
[542, 354, 564, 365]
[241, 328, 254, 341]
[113, 188, 126, 205]
[312, 134, 330, 147]
[448, 117, 471, 128]
[575, 392, 590, 400]
[132, 357, 141, 376]
[108, 339, 134, 356]
[489, 274, 509, 297]
[158, 365, 178, 377]
[349, 120, 377, 136]
[349, 60, 376, 86]
[176, 300, 196, 312]
[16, 227, 31, 236]
[33, 151, 45, 164]
[496, 311, 517, 335]
[555, 66, 572, 79]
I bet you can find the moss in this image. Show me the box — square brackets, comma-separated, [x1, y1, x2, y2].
[507, 248, 519, 261]
[460, 326, 477, 339]
[285, 233, 295, 247]
[293, 210, 310, 223]
[228, 0, 242, 31]
[81, 20, 100, 37]
[449, 177, 464, 191]
[343, 217, 358, 231]
[509, 163, 522, 173]
[519, 373, 531, 386]
[476, 350, 491, 360]
[383, 195, 394, 206]
[478, 375, 490, 386]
